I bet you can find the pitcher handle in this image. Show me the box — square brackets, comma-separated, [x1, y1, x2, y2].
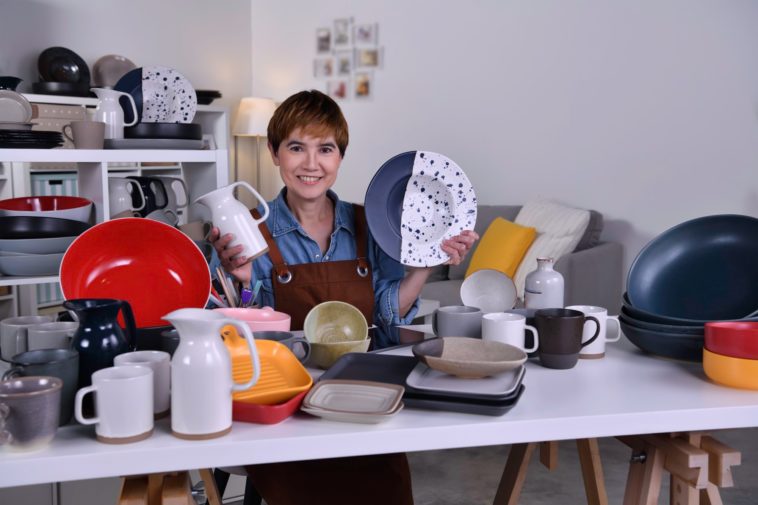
[231, 181, 270, 224]
[127, 180, 146, 212]
[117, 91, 139, 127]
[224, 319, 260, 391]
[118, 300, 138, 351]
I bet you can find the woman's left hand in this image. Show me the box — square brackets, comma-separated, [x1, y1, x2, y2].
[441, 230, 479, 266]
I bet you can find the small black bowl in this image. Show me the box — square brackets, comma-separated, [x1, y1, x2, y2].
[0, 76, 22, 91]
[0, 216, 90, 239]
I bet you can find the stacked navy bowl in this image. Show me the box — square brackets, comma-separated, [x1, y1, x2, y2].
[621, 214, 758, 362]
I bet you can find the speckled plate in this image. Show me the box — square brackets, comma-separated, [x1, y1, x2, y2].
[115, 66, 197, 124]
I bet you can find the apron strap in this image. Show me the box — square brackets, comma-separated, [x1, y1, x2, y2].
[251, 209, 291, 282]
[352, 204, 370, 276]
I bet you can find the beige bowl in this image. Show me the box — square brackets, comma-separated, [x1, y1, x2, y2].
[309, 339, 371, 369]
[412, 337, 527, 379]
[304, 301, 368, 344]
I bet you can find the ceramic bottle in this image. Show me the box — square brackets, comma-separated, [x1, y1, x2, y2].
[163, 308, 260, 440]
[524, 257, 565, 309]
[91, 88, 138, 139]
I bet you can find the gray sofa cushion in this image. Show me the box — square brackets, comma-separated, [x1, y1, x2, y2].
[575, 209, 604, 251]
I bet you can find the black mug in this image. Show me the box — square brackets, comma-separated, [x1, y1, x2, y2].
[126, 176, 168, 217]
[534, 309, 600, 369]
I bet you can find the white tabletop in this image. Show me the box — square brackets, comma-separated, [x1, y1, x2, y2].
[2, 326, 758, 488]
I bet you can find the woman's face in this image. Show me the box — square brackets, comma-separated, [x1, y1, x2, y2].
[269, 128, 342, 203]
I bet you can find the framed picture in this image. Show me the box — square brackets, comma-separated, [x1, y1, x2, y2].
[354, 23, 378, 46]
[316, 28, 331, 53]
[313, 57, 334, 78]
[354, 72, 372, 99]
[333, 18, 352, 48]
[334, 51, 353, 76]
[327, 80, 350, 100]
[355, 48, 382, 69]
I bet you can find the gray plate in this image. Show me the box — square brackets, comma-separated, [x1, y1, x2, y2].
[406, 362, 525, 399]
[0, 252, 64, 276]
[104, 138, 203, 150]
[0, 91, 33, 123]
[0, 236, 76, 254]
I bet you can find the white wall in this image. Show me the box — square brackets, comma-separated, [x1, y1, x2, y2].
[251, 0, 758, 276]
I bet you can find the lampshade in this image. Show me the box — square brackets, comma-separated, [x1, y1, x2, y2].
[232, 97, 277, 137]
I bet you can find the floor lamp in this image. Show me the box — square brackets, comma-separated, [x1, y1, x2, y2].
[232, 97, 277, 193]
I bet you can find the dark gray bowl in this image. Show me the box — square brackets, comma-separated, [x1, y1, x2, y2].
[619, 306, 704, 335]
[622, 292, 758, 326]
[619, 315, 703, 362]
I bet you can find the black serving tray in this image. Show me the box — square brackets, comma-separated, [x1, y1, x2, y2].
[319, 353, 525, 416]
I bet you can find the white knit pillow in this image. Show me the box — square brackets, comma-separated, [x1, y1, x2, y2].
[513, 199, 590, 298]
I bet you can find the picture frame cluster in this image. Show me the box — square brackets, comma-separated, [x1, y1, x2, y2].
[315, 18, 382, 100]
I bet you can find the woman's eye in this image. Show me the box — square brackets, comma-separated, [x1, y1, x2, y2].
[320, 146, 334, 154]
[289, 145, 303, 152]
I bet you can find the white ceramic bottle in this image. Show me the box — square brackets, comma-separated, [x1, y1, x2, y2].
[524, 257, 565, 309]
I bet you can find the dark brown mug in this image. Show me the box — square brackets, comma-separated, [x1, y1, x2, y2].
[534, 308, 600, 369]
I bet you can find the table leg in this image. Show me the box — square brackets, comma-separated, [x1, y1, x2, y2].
[670, 475, 699, 505]
[199, 468, 223, 505]
[493, 443, 536, 505]
[577, 438, 608, 505]
[117, 475, 149, 505]
[540, 441, 558, 470]
[699, 483, 724, 505]
[621, 439, 664, 505]
[161, 472, 194, 505]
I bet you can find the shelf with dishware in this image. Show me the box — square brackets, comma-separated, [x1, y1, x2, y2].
[0, 148, 222, 163]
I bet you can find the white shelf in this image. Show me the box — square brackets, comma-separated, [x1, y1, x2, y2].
[0, 275, 59, 287]
[0, 149, 224, 163]
[0, 294, 15, 301]
[22, 94, 226, 113]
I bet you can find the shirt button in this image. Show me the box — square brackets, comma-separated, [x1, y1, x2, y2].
[315, 254, 320, 258]
[324, 255, 329, 260]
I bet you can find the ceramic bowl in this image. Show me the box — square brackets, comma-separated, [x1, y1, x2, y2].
[214, 307, 291, 332]
[704, 322, 758, 360]
[0, 196, 93, 223]
[460, 269, 517, 313]
[412, 337, 527, 379]
[703, 348, 758, 390]
[0, 216, 90, 240]
[618, 315, 703, 362]
[309, 339, 371, 370]
[621, 292, 758, 326]
[0, 251, 64, 276]
[304, 301, 369, 344]
[0, 236, 76, 254]
[619, 306, 704, 335]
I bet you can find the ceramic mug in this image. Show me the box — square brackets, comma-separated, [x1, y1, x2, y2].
[534, 308, 600, 369]
[0, 315, 55, 361]
[75, 365, 154, 444]
[179, 220, 212, 242]
[145, 208, 179, 226]
[62, 121, 105, 149]
[27, 321, 79, 351]
[0, 376, 62, 452]
[126, 176, 169, 217]
[254, 331, 311, 362]
[565, 305, 621, 359]
[154, 176, 189, 216]
[432, 306, 483, 338]
[482, 312, 539, 352]
[2, 349, 79, 426]
[114, 351, 171, 418]
[108, 177, 145, 217]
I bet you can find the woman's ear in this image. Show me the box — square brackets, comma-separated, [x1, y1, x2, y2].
[267, 141, 280, 166]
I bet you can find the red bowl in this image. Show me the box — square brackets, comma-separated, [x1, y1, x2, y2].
[704, 321, 758, 359]
[0, 196, 93, 222]
[60, 218, 210, 328]
[233, 390, 308, 424]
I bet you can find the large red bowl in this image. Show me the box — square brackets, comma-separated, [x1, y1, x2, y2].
[704, 321, 758, 359]
[60, 218, 210, 328]
[0, 196, 93, 223]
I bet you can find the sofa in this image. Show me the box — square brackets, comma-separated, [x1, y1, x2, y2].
[419, 204, 624, 313]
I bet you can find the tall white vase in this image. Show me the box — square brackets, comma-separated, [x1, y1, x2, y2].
[524, 257, 565, 309]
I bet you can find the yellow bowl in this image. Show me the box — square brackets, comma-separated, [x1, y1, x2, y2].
[304, 301, 368, 344]
[702, 348, 758, 390]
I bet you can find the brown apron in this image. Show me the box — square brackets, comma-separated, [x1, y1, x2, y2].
[245, 203, 413, 505]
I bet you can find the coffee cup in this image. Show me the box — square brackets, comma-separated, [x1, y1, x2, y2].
[0, 376, 62, 451]
[565, 305, 621, 359]
[534, 308, 600, 369]
[254, 331, 311, 362]
[126, 176, 169, 217]
[482, 312, 539, 352]
[431, 306, 483, 338]
[114, 351, 171, 418]
[145, 208, 179, 226]
[62, 120, 105, 149]
[108, 178, 145, 217]
[1, 315, 55, 361]
[154, 176, 189, 216]
[75, 365, 154, 444]
[27, 321, 79, 351]
[179, 220, 212, 242]
[2, 349, 79, 425]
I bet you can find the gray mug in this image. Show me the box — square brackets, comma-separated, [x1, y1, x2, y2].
[432, 306, 483, 338]
[27, 321, 79, 351]
[255, 331, 311, 363]
[0, 315, 55, 361]
[0, 376, 62, 451]
[3, 349, 79, 426]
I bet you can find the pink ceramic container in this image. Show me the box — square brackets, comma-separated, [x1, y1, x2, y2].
[214, 307, 291, 332]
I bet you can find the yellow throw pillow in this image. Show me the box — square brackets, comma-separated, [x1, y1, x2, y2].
[465, 218, 537, 279]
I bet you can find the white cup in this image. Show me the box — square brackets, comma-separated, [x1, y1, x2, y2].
[565, 305, 621, 358]
[114, 350, 171, 418]
[145, 208, 179, 226]
[75, 366, 154, 443]
[154, 176, 189, 216]
[27, 321, 79, 351]
[481, 312, 539, 353]
[0, 315, 55, 361]
[109, 178, 146, 217]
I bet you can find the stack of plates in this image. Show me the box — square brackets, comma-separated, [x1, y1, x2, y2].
[301, 380, 404, 424]
[0, 130, 63, 149]
[196, 89, 222, 105]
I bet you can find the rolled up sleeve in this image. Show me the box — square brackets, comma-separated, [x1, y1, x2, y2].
[369, 236, 419, 326]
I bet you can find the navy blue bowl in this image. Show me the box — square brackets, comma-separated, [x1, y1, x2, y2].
[621, 292, 758, 326]
[619, 316, 703, 362]
[619, 306, 703, 335]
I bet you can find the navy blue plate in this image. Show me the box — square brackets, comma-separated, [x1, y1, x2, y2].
[627, 214, 758, 321]
[619, 316, 703, 362]
[364, 151, 415, 262]
[114, 68, 143, 125]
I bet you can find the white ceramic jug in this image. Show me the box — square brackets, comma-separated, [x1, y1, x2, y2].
[91, 88, 138, 140]
[163, 308, 260, 439]
[194, 182, 270, 262]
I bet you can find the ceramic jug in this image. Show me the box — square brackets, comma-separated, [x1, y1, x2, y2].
[91, 88, 138, 140]
[524, 257, 565, 310]
[194, 182, 270, 262]
[163, 308, 260, 439]
[63, 299, 137, 389]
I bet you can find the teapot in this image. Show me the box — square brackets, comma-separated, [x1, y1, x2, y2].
[91, 87, 138, 140]
[194, 182, 270, 262]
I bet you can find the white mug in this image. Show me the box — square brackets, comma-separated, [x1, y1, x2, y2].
[109, 178, 146, 217]
[155, 176, 189, 216]
[114, 351, 171, 418]
[27, 321, 79, 351]
[75, 366, 153, 444]
[565, 305, 621, 358]
[481, 312, 539, 353]
[145, 208, 179, 226]
[0, 315, 55, 361]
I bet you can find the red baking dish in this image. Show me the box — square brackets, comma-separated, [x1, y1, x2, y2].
[704, 321, 758, 359]
[233, 390, 308, 424]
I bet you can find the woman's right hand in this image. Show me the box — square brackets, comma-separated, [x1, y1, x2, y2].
[208, 227, 253, 284]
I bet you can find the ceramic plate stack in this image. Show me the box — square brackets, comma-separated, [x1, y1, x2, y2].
[621, 214, 758, 362]
[0, 89, 63, 148]
[301, 380, 404, 424]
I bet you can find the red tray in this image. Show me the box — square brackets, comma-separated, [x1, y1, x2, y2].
[233, 389, 308, 424]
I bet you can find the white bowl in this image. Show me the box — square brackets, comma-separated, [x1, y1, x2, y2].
[0, 196, 93, 223]
[460, 269, 517, 313]
[0, 252, 64, 276]
[0, 236, 76, 254]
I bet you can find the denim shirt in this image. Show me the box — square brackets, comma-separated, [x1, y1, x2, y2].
[210, 188, 419, 326]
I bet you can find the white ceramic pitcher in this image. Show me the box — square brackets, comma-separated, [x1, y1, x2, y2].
[91, 88, 138, 140]
[163, 308, 260, 439]
[194, 182, 270, 262]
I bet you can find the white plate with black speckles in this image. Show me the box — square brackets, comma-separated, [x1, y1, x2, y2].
[400, 151, 477, 267]
[141, 66, 197, 123]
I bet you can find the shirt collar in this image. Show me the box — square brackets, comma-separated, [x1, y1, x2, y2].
[269, 188, 355, 238]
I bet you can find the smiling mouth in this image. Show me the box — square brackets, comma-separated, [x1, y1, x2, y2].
[297, 175, 322, 185]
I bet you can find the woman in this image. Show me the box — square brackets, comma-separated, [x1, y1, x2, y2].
[210, 90, 478, 505]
